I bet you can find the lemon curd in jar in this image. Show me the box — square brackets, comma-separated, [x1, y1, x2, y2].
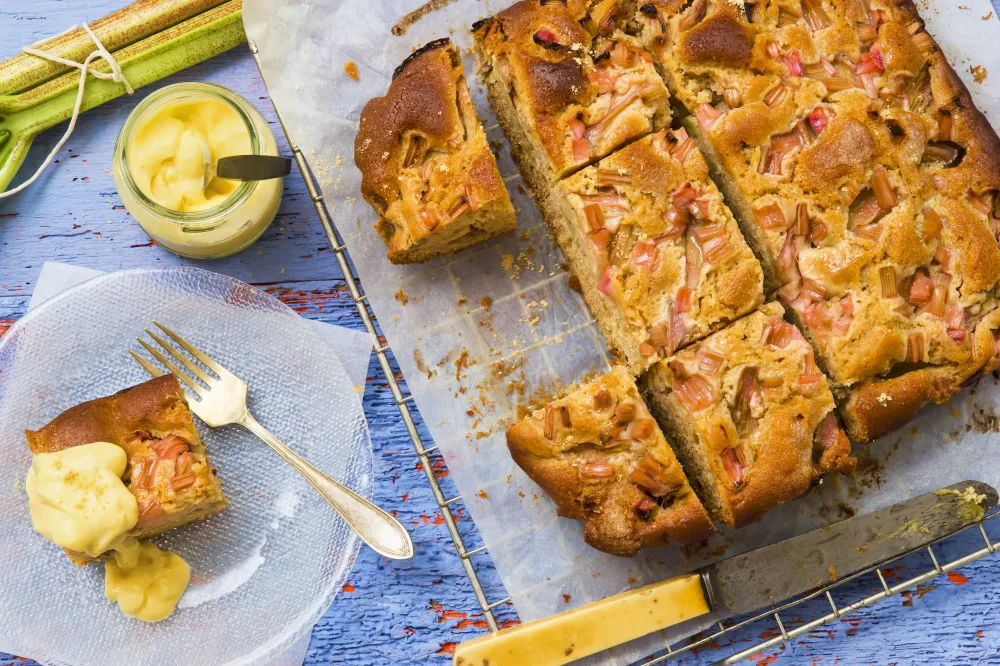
[113, 83, 282, 259]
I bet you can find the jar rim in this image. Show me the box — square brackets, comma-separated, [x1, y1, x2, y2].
[114, 82, 262, 228]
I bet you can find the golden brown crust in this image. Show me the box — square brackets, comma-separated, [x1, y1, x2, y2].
[626, 0, 1000, 440]
[794, 117, 876, 193]
[355, 39, 515, 264]
[27, 375, 201, 454]
[356, 40, 462, 208]
[678, 2, 753, 66]
[507, 366, 714, 556]
[26, 376, 228, 565]
[474, 0, 671, 181]
[644, 304, 854, 528]
[840, 369, 942, 442]
[555, 129, 763, 373]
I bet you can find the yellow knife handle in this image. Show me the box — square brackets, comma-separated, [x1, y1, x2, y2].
[453, 573, 710, 666]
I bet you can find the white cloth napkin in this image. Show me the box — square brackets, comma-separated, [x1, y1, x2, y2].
[8, 261, 375, 666]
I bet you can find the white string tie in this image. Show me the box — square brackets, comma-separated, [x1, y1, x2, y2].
[0, 23, 134, 199]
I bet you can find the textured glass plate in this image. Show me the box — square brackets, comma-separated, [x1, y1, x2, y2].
[0, 267, 373, 666]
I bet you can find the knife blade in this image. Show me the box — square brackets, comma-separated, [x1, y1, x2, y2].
[453, 481, 997, 666]
[707, 480, 997, 615]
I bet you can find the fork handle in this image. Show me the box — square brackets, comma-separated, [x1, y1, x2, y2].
[239, 413, 414, 560]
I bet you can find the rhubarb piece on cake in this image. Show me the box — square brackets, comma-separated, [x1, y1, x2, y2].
[473, 0, 671, 195]
[630, 0, 1000, 441]
[554, 128, 763, 373]
[507, 366, 714, 556]
[25, 375, 228, 566]
[643, 303, 855, 528]
[355, 38, 516, 264]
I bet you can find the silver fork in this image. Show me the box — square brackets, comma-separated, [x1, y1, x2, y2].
[130, 321, 413, 560]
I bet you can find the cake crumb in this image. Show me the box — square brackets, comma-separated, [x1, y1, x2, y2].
[481, 295, 493, 310]
[344, 60, 360, 81]
[969, 64, 988, 84]
[395, 288, 409, 305]
[562, 594, 572, 603]
[476, 489, 490, 499]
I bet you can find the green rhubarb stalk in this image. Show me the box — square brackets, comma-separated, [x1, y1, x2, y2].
[0, 0, 230, 96]
[0, 0, 246, 193]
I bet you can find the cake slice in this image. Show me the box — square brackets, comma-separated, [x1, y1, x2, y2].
[553, 129, 763, 373]
[473, 0, 671, 196]
[25, 375, 228, 565]
[507, 366, 714, 557]
[642, 303, 855, 528]
[628, 0, 1000, 441]
[355, 38, 516, 264]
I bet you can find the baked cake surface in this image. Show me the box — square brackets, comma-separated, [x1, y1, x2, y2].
[643, 303, 855, 528]
[25, 375, 228, 565]
[628, 0, 1000, 441]
[473, 0, 671, 190]
[507, 366, 714, 556]
[555, 129, 764, 373]
[355, 38, 516, 264]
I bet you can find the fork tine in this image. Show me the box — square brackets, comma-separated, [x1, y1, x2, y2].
[145, 329, 215, 385]
[137, 338, 206, 397]
[153, 321, 225, 375]
[129, 350, 164, 378]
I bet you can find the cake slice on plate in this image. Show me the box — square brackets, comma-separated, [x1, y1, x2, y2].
[553, 129, 763, 373]
[643, 303, 855, 529]
[355, 38, 516, 264]
[25, 374, 228, 565]
[507, 366, 714, 557]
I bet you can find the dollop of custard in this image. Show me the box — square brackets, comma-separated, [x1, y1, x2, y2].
[26, 442, 138, 557]
[26, 441, 191, 622]
[128, 97, 251, 213]
[105, 538, 191, 622]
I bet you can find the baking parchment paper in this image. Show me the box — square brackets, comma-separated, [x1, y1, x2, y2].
[244, 1, 1000, 662]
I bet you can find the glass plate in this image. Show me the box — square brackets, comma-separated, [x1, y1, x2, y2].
[0, 266, 373, 666]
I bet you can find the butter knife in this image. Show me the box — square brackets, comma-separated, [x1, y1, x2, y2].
[453, 480, 998, 666]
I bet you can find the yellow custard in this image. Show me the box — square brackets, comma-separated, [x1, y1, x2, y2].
[25, 442, 138, 558]
[113, 83, 282, 259]
[105, 538, 191, 622]
[128, 96, 249, 213]
[26, 442, 191, 622]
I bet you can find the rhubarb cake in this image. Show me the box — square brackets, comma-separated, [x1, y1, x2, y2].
[355, 38, 516, 264]
[642, 303, 855, 528]
[554, 129, 764, 373]
[25, 375, 228, 566]
[507, 366, 714, 556]
[627, 0, 1000, 441]
[473, 0, 671, 194]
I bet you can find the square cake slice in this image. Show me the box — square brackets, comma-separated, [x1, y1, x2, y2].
[25, 375, 228, 565]
[473, 0, 671, 193]
[507, 366, 714, 557]
[355, 38, 516, 264]
[643, 303, 855, 529]
[554, 128, 763, 373]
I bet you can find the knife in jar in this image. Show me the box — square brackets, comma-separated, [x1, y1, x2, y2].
[453, 480, 998, 666]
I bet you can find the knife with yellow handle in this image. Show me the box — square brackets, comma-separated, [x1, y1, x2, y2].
[454, 481, 997, 666]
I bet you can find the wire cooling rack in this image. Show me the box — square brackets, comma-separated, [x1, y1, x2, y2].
[248, 41, 1000, 665]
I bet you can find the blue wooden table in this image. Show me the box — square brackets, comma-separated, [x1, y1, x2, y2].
[3, 2, 1000, 665]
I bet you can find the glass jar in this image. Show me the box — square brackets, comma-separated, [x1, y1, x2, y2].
[112, 82, 282, 259]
